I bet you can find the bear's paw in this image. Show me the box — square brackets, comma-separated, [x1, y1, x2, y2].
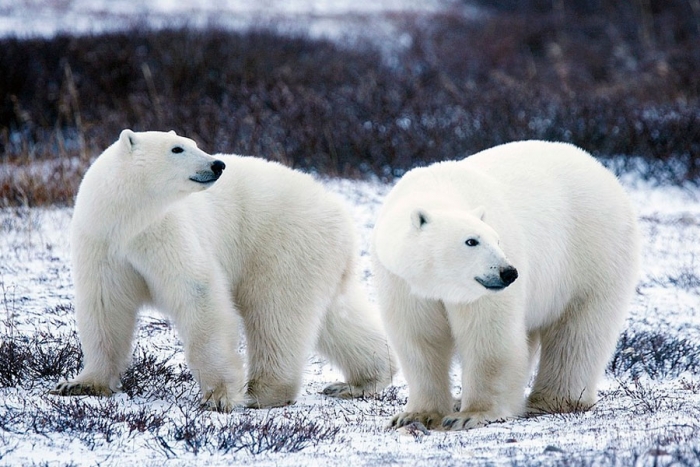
[244, 396, 296, 409]
[321, 381, 384, 399]
[441, 410, 506, 431]
[526, 393, 594, 415]
[244, 380, 297, 409]
[388, 410, 444, 430]
[200, 385, 244, 413]
[49, 380, 115, 397]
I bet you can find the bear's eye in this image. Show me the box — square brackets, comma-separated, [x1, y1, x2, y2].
[465, 238, 479, 247]
[171, 146, 184, 154]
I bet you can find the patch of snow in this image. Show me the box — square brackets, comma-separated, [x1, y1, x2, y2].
[1, 174, 699, 466]
[0, 0, 472, 42]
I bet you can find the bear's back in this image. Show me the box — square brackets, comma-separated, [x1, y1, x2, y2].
[193, 154, 355, 285]
[461, 140, 639, 328]
[207, 154, 349, 230]
[459, 140, 636, 244]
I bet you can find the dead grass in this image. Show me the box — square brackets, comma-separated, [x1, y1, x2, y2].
[1, 3, 699, 206]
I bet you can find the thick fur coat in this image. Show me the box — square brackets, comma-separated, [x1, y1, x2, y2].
[53, 130, 395, 410]
[372, 140, 640, 430]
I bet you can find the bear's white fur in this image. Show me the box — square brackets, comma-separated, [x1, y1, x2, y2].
[372, 140, 640, 430]
[52, 129, 395, 410]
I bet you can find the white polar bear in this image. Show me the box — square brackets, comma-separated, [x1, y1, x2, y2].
[51, 129, 395, 410]
[372, 140, 640, 430]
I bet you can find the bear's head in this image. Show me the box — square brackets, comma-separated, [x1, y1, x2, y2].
[117, 129, 225, 199]
[376, 205, 518, 304]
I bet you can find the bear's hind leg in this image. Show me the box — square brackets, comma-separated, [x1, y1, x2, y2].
[317, 278, 396, 399]
[528, 294, 628, 414]
[241, 296, 324, 409]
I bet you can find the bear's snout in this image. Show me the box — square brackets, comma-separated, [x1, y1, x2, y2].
[475, 266, 518, 291]
[499, 266, 518, 286]
[211, 160, 226, 178]
[189, 159, 226, 185]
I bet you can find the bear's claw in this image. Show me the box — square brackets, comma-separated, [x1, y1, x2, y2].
[200, 386, 244, 413]
[389, 411, 444, 430]
[322, 381, 386, 400]
[244, 396, 295, 409]
[49, 381, 114, 397]
[441, 411, 502, 431]
[321, 382, 372, 399]
[200, 398, 239, 413]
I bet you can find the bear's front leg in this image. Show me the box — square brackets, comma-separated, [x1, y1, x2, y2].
[443, 300, 529, 431]
[128, 234, 246, 412]
[374, 267, 456, 430]
[168, 282, 246, 412]
[51, 254, 146, 398]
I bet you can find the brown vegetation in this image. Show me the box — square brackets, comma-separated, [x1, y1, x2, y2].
[1, 1, 698, 206]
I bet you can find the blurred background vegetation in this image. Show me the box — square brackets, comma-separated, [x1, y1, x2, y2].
[1, 0, 698, 206]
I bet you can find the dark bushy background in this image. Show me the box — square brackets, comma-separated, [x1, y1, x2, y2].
[1, 0, 699, 205]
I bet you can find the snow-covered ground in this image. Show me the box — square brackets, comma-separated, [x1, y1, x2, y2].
[1, 174, 699, 466]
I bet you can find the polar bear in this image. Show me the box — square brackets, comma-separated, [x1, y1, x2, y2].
[372, 140, 640, 430]
[51, 129, 395, 410]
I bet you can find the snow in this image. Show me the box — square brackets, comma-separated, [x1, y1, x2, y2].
[1, 175, 699, 466]
[0, 0, 465, 43]
[1, 1, 699, 465]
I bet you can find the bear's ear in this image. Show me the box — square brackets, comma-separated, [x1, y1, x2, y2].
[471, 206, 486, 221]
[168, 130, 176, 135]
[119, 129, 136, 151]
[411, 209, 430, 230]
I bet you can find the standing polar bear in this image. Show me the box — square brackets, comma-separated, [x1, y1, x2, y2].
[372, 140, 640, 430]
[52, 129, 395, 410]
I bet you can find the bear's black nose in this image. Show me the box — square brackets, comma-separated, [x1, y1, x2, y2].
[500, 266, 519, 286]
[211, 160, 226, 178]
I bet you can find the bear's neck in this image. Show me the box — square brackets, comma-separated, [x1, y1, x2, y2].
[75, 171, 176, 242]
